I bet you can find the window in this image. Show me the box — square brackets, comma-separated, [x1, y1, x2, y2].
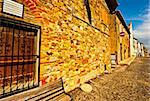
[84, 0, 92, 24]
[0, 16, 41, 98]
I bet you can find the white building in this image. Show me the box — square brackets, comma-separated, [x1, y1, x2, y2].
[133, 38, 138, 56]
[138, 42, 142, 57]
[128, 22, 134, 57]
[140, 43, 145, 57]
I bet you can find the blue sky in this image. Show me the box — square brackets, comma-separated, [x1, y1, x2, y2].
[117, 0, 149, 29]
[117, 0, 150, 51]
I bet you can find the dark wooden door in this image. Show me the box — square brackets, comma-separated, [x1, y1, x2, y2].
[120, 44, 122, 61]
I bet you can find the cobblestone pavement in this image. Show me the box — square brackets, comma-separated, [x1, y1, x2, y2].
[69, 57, 150, 101]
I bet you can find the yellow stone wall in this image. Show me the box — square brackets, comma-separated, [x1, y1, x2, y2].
[110, 14, 117, 54]
[115, 15, 130, 62]
[110, 14, 130, 63]
[122, 29, 130, 60]
[115, 16, 121, 62]
[0, 0, 111, 92]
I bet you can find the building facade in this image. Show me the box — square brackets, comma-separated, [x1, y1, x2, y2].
[137, 42, 142, 57]
[109, 13, 118, 67]
[133, 38, 138, 56]
[144, 47, 150, 57]
[128, 22, 135, 57]
[140, 43, 145, 57]
[0, 0, 118, 97]
[110, 11, 130, 65]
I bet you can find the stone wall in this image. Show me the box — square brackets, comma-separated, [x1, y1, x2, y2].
[110, 14, 117, 54]
[115, 15, 130, 62]
[0, 0, 111, 92]
[111, 14, 130, 63]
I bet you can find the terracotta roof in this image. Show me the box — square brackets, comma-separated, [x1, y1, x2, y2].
[140, 43, 144, 45]
[133, 37, 138, 40]
[105, 0, 118, 13]
[115, 10, 131, 35]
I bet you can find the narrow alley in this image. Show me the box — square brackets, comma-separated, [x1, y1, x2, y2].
[70, 57, 150, 101]
[0, 0, 150, 100]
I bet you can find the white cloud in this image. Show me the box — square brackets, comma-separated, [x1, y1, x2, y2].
[133, 2, 150, 52]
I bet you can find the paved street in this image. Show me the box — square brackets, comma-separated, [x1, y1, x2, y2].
[69, 57, 150, 101]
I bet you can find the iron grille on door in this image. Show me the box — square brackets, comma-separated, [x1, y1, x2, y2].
[0, 16, 41, 98]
